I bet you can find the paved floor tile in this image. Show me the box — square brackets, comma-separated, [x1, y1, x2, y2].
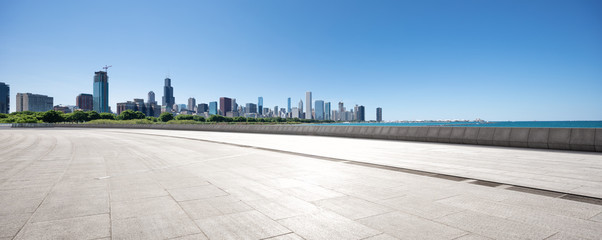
[112, 211, 201, 240]
[111, 195, 182, 220]
[378, 195, 464, 220]
[279, 185, 345, 202]
[278, 210, 382, 240]
[314, 196, 393, 220]
[435, 210, 557, 240]
[30, 192, 109, 223]
[168, 184, 229, 202]
[196, 210, 291, 240]
[263, 233, 305, 240]
[14, 214, 110, 240]
[246, 196, 319, 220]
[0, 213, 30, 238]
[358, 211, 466, 240]
[179, 195, 253, 220]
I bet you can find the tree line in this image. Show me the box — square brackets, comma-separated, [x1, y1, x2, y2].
[0, 110, 335, 124]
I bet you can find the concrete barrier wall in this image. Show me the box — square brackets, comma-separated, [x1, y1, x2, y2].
[13, 123, 601, 152]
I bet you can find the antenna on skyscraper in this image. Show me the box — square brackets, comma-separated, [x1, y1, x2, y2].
[102, 65, 112, 73]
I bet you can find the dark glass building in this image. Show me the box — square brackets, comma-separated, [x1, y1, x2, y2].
[162, 78, 175, 111]
[376, 107, 382, 122]
[93, 71, 109, 113]
[0, 82, 9, 113]
[219, 97, 232, 116]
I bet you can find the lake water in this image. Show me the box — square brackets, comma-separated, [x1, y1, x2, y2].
[317, 121, 602, 128]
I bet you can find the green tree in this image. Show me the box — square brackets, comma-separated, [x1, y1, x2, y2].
[208, 115, 226, 122]
[233, 116, 246, 122]
[175, 114, 194, 120]
[70, 111, 89, 122]
[159, 112, 174, 122]
[87, 111, 101, 120]
[193, 115, 205, 122]
[99, 112, 115, 120]
[146, 116, 158, 122]
[0, 113, 7, 119]
[118, 110, 145, 120]
[16, 116, 39, 123]
[41, 110, 65, 123]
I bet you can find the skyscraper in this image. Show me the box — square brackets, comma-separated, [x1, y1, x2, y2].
[148, 91, 156, 104]
[232, 99, 238, 114]
[93, 71, 109, 113]
[188, 97, 196, 112]
[219, 97, 232, 116]
[298, 99, 303, 117]
[0, 82, 10, 113]
[209, 101, 218, 115]
[16, 93, 53, 112]
[357, 105, 365, 122]
[305, 91, 312, 119]
[258, 97, 263, 115]
[245, 103, 257, 114]
[162, 78, 175, 111]
[287, 97, 291, 114]
[76, 93, 93, 111]
[314, 100, 324, 120]
[325, 102, 331, 121]
[377, 107, 382, 122]
[197, 103, 209, 113]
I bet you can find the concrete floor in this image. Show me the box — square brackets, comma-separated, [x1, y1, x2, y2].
[1, 128, 602, 240]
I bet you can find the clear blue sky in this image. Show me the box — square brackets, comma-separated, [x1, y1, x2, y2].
[1, 0, 601, 121]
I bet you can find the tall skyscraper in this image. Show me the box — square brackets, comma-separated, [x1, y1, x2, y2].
[188, 97, 196, 112]
[76, 93, 93, 111]
[357, 105, 365, 122]
[245, 103, 257, 114]
[287, 97, 291, 113]
[298, 99, 303, 117]
[232, 99, 238, 113]
[219, 97, 232, 116]
[377, 107, 382, 122]
[0, 82, 10, 113]
[325, 102, 331, 121]
[258, 97, 263, 115]
[305, 91, 312, 119]
[162, 78, 175, 111]
[93, 71, 109, 113]
[338, 102, 345, 113]
[314, 100, 324, 120]
[197, 103, 209, 113]
[16, 93, 53, 112]
[209, 101, 218, 115]
[148, 91, 156, 104]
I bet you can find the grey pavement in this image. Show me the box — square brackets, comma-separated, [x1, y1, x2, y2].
[0, 128, 601, 240]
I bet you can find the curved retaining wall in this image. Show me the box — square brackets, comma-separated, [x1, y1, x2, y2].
[11, 123, 602, 152]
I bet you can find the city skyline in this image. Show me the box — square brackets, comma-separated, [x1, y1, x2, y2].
[1, 1, 601, 121]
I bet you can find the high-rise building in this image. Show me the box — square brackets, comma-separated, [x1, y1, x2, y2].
[0, 82, 8, 114]
[16, 93, 53, 112]
[258, 97, 263, 115]
[219, 97, 232, 116]
[305, 91, 312, 119]
[76, 93, 93, 111]
[209, 101, 218, 115]
[291, 107, 300, 118]
[314, 100, 324, 120]
[148, 91, 156, 104]
[232, 99, 238, 114]
[325, 102, 331, 121]
[162, 78, 175, 111]
[116, 101, 137, 115]
[197, 103, 209, 113]
[134, 98, 146, 114]
[93, 71, 109, 113]
[357, 105, 365, 122]
[377, 107, 382, 122]
[188, 97, 196, 112]
[338, 102, 345, 113]
[245, 103, 257, 114]
[298, 99, 303, 114]
[287, 97, 291, 114]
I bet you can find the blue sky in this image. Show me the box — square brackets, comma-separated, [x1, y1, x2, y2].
[1, 0, 601, 121]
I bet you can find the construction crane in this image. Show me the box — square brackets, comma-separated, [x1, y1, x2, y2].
[102, 65, 112, 73]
